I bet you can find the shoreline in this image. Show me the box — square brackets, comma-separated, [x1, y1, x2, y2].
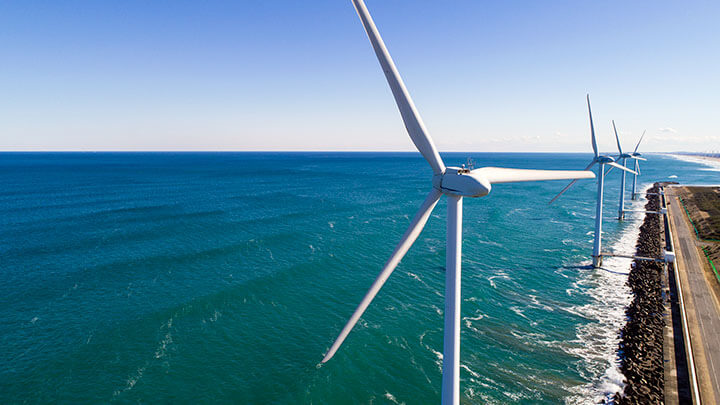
[674, 153, 720, 164]
[612, 183, 666, 403]
[669, 153, 720, 168]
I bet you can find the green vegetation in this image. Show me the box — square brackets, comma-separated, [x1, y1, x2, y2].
[679, 187, 720, 241]
[680, 186, 720, 279]
[702, 246, 720, 284]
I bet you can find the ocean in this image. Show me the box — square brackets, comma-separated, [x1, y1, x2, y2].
[1, 152, 718, 404]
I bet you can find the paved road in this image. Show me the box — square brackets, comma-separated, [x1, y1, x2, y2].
[666, 188, 720, 404]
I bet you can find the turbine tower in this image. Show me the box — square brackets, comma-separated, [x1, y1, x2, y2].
[612, 120, 633, 220]
[322, 1, 595, 403]
[550, 96, 636, 268]
[630, 131, 647, 200]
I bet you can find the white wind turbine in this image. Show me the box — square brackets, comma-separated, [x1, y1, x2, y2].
[605, 120, 647, 213]
[611, 121, 633, 220]
[322, 1, 595, 404]
[630, 131, 647, 200]
[549, 96, 636, 268]
[611, 121, 646, 219]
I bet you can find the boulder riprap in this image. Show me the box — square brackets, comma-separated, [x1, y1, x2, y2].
[613, 183, 665, 404]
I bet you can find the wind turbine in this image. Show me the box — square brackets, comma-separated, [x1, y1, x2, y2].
[321, 1, 595, 403]
[549, 96, 636, 268]
[611, 120, 633, 220]
[630, 130, 647, 200]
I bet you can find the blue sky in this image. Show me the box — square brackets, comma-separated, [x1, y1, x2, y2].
[1, 0, 718, 152]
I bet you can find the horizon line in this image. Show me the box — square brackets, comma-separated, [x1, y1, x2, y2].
[0, 150, 678, 154]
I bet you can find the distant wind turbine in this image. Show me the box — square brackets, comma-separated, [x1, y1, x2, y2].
[630, 131, 647, 200]
[321, 1, 595, 404]
[611, 120, 634, 220]
[549, 96, 636, 267]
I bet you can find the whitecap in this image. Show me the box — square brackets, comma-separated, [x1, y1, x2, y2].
[509, 306, 528, 319]
[563, 183, 651, 403]
[384, 392, 403, 404]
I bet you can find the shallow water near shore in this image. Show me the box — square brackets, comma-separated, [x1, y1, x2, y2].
[1, 152, 717, 404]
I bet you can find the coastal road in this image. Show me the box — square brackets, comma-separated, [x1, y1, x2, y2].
[666, 187, 720, 404]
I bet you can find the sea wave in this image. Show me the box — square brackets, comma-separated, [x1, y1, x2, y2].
[563, 183, 651, 404]
[665, 153, 720, 175]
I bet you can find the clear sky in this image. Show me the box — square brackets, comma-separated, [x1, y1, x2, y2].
[1, 0, 718, 152]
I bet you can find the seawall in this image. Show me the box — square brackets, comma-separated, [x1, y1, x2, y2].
[613, 183, 665, 403]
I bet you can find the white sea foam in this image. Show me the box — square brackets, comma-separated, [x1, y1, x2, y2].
[461, 363, 482, 378]
[487, 273, 509, 289]
[527, 294, 554, 312]
[462, 312, 486, 333]
[114, 316, 177, 398]
[384, 392, 404, 404]
[113, 366, 146, 396]
[419, 330, 443, 372]
[509, 306, 528, 320]
[407, 271, 441, 297]
[154, 317, 174, 359]
[477, 238, 503, 247]
[666, 153, 720, 170]
[563, 183, 651, 404]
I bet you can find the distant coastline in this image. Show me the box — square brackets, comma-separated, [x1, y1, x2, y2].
[672, 153, 720, 164]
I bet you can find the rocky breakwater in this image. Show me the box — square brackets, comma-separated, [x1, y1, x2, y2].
[614, 183, 665, 404]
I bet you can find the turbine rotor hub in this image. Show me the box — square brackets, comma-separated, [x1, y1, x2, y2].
[436, 167, 491, 198]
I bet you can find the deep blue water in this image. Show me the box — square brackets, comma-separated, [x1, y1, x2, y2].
[1, 152, 717, 404]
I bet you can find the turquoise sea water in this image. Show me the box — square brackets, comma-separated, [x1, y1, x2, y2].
[2, 152, 718, 404]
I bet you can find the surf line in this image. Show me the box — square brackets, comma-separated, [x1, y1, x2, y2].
[610, 183, 666, 403]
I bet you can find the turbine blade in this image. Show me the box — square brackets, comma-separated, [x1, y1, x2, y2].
[633, 159, 641, 176]
[548, 161, 597, 204]
[612, 120, 623, 154]
[351, 0, 446, 174]
[587, 95, 598, 158]
[629, 156, 647, 161]
[633, 130, 646, 154]
[606, 161, 637, 175]
[471, 167, 595, 184]
[321, 188, 442, 363]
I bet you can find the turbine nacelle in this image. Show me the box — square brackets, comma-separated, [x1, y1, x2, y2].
[597, 155, 615, 164]
[436, 167, 491, 197]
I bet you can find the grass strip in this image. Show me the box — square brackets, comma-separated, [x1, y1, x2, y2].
[679, 197, 720, 242]
[701, 246, 720, 285]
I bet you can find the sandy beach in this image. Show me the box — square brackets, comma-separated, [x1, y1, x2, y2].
[675, 154, 720, 164]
